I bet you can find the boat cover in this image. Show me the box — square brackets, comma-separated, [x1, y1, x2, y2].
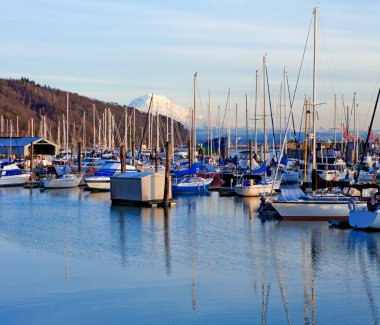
[250, 161, 266, 174]
[54, 164, 72, 176]
[175, 162, 202, 176]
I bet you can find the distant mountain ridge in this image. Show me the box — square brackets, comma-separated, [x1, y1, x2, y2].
[0, 78, 188, 147]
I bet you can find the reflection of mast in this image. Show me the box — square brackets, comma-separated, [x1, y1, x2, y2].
[270, 231, 291, 324]
[261, 280, 271, 325]
[311, 231, 316, 325]
[303, 234, 310, 325]
[118, 211, 127, 267]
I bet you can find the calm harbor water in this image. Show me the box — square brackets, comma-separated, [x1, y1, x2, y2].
[0, 187, 379, 324]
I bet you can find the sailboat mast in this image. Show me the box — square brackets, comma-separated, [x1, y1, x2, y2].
[235, 103, 238, 155]
[254, 70, 258, 154]
[193, 73, 197, 163]
[245, 94, 248, 147]
[227, 88, 231, 158]
[263, 56, 267, 162]
[333, 94, 337, 148]
[355, 94, 359, 163]
[66, 92, 69, 156]
[312, 7, 318, 188]
[93, 104, 96, 152]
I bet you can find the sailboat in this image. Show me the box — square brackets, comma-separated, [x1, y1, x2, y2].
[269, 7, 353, 221]
[40, 164, 83, 189]
[234, 161, 280, 197]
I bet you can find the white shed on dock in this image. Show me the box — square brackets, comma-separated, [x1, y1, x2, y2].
[110, 172, 172, 205]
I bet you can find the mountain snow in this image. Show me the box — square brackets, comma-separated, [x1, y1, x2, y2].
[128, 94, 203, 126]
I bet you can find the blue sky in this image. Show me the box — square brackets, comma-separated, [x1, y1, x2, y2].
[1, 0, 379, 132]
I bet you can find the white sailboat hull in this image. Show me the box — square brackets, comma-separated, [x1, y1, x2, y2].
[41, 175, 82, 189]
[271, 200, 350, 221]
[235, 182, 280, 197]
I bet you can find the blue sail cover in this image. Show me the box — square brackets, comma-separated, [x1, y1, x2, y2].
[250, 160, 266, 174]
[175, 162, 202, 177]
[54, 164, 72, 176]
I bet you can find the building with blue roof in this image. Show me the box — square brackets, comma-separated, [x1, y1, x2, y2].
[0, 137, 59, 157]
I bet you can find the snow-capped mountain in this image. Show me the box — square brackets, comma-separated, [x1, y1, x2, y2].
[128, 94, 203, 126]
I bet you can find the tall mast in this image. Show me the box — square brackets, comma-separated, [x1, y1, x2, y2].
[245, 94, 248, 146]
[312, 7, 318, 190]
[279, 82, 282, 147]
[334, 94, 337, 148]
[235, 103, 238, 155]
[227, 88, 231, 158]
[156, 109, 159, 150]
[93, 104, 96, 152]
[354, 93, 358, 163]
[254, 70, 258, 154]
[170, 103, 174, 152]
[83, 111, 86, 156]
[66, 92, 69, 155]
[263, 56, 267, 161]
[208, 89, 211, 156]
[218, 105, 221, 158]
[193, 73, 197, 162]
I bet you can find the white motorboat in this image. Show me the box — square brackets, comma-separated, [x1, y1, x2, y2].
[349, 200, 380, 230]
[172, 176, 213, 194]
[0, 164, 30, 186]
[84, 162, 136, 191]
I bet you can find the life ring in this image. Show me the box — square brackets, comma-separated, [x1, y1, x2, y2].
[348, 198, 356, 211]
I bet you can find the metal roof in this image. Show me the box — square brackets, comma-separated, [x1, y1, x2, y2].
[112, 172, 155, 179]
[0, 137, 48, 147]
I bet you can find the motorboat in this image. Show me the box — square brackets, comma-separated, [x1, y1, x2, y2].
[0, 164, 30, 186]
[172, 176, 213, 194]
[349, 197, 380, 230]
[84, 162, 136, 191]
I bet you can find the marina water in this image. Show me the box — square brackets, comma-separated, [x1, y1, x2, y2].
[0, 187, 379, 324]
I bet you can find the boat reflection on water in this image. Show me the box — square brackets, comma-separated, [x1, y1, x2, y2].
[238, 196, 261, 219]
[348, 230, 380, 325]
[84, 190, 111, 202]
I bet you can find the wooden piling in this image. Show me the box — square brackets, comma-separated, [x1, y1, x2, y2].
[121, 144, 126, 172]
[164, 141, 171, 206]
[249, 139, 253, 170]
[30, 142, 34, 180]
[78, 141, 82, 173]
[155, 148, 158, 173]
[132, 141, 136, 166]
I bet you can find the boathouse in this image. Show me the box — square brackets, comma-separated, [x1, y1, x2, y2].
[0, 137, 59, 157]
[111, 172, 172, 206]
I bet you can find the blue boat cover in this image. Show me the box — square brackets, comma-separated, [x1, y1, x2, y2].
[250, 160, 266, 174]
[54, 164, 72, 176]
[175, 162, 202, 176]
